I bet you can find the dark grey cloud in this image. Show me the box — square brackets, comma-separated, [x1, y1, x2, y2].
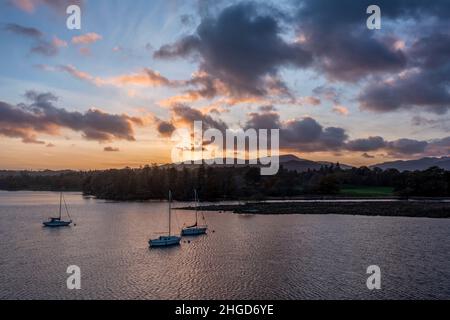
[4, 23, 42, 38]
[3, 23, 63, 56]
[345, 135, 429, 156]
[359, 34, 450, 114]
[426, 136, 450, 156]
[293, 1, 450, 114]
[155, 2, 312, 97]
[281, 118, 323, 144]
[295, 0, 450, 30]
[155, 103, 448, 157]
[293, 0, 450, 114]
[244, 111, 347, 152]
[0, 120, 45, 144]
[153, 0, 450, 114]
[412, 116, 450, 133]
[346, 136, 386, 152]
[312, 85, 341, 104]
[156, 120, 176, 137]
[319, 127, 348, 150]
[359, 65, 450, 114]
[104, 146, 120, 152]
[182, 71, 220, 99]
[295, 0, 410, 81]
[31, 40, 59, 56]
[171, 104, 228, 132]
[243, 107, 446, 156]
[410, 34, 450, 69]
[386, 138, 428, 156]
[154, 35, 200, 59]
[244, 111, 281, 130]
[281, 118, 348, 152]
[0, 91, 143, 144]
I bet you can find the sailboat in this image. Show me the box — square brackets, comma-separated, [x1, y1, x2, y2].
[149, 190, 181, 247]
[43, 192, 73, 227]
[181, 189, 207, 236]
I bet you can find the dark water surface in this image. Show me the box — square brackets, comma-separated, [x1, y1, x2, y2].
[1, 191, 449, 299]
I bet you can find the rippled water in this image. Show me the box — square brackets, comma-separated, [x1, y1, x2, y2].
[1, 191, 450, 300]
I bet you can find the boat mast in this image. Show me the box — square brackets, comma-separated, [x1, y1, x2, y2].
[194, 189, 198, 226]
[59, 192, 62, 219]
[168, 190, 172, 236]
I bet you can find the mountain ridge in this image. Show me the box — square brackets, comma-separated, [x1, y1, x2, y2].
[1, 155, 449, 174]
[371, 156, 450, 171]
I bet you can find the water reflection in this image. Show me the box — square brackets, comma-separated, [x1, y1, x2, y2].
[0, 191, 449, 299]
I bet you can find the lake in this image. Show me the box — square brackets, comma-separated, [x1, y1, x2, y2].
[1, 191, 449, 299]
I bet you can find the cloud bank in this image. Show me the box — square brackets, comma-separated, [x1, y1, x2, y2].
[0, 91, 143, 144]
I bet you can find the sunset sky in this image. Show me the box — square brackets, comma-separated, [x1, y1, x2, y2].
[0, 0, 449, 170]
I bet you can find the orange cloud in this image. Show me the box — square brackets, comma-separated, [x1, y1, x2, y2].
[11, 0, 35, 13]
[159, 71, 318, 108]
[198, 103, 229, 115]
[158, 92, 203, 107]
[52, 36, 67, 48]
[223, 96, 267, 106]
[11, 0, 83, 14]
[300, 96, 321, 106]
[57, 65, 96, 82]
[72, 32, 102, 45]
[108, 68, 171, 87]
[79, 47, 91, 56]
[332, 105, 349, 116]
[52, 65, 172, 89]
[47, 63, 319, 110]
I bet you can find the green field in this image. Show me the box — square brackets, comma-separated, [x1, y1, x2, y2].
[340, 185, 395, 197]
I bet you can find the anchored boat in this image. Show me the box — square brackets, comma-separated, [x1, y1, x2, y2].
[43, 192, 73, 227]
[149, 190, 181, 247]
[181, 189, 207, 236]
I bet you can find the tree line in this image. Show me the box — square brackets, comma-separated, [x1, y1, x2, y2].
[0, 164, 449, 200]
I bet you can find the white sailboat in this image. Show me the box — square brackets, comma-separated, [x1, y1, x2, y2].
[43, 192, 73, 227]
[181, 189, 207, 236]
[149, 190, 181, 247]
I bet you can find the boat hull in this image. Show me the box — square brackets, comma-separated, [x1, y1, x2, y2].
[181, 226, 207, 236]
[43, 220, 72, 227]
[149, 235, 181, 247]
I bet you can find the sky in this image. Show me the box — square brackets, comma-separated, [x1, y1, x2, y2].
[0, 0, 449, 170]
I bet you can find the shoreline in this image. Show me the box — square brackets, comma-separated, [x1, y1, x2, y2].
[178, 201, 450, 218]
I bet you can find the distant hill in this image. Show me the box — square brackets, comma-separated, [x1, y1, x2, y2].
[5, 156, 449, 174]
[0, 169, 75, 177]
[278, 155, 353, 172]
[371, 157, 450, 171]
[167, 154, 353, 172]
[317, 161, 353, 170]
